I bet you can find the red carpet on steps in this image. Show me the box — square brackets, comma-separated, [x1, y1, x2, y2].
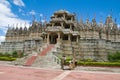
[40, 45, 54, 56]
[24, 56, 37, 66]
[24, 44, 54, 66]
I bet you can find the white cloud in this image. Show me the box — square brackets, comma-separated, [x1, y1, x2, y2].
[0, 36, 5, 43]
[13, 0, 25, 7]
[29, 10, 36, 15]
[118, 24, 120, 28]
[0, 1, 15, 17]
[40, 13, 43, 17]
[0, 26, 7, 34]
[0, 0, 10, 7]
[0, 0, 29, 42]
[18, 8, 22, 12]
[41, 19, 45, 23]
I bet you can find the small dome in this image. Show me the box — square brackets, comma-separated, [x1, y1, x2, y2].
[55, 9, 69, 14]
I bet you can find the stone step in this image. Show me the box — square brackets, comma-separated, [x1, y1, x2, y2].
[24, 56, 37, 66]
[39, 44, 54, 56]
[32, 51, 60, 69]
[12, 54, 34, 65]
[12, 44, 60, 69]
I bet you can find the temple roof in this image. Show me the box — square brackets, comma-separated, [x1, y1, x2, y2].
[55, 9, 69, 14]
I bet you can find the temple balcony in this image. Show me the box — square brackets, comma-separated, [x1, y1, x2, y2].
[50, 17, 65, 22]
[46, 26, 62, 32]
[28, 36, 42, 40]
[72, 31, 79, 36]
[65, 20, 74, 24]
[62, 29, 72, 34]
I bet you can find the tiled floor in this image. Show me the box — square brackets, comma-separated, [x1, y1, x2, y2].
[0, 64, 120, 80]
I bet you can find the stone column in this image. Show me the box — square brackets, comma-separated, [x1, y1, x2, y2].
[55, 15, 57, 18]
[77, 36, 79, 43]
[71, 17, 73, 21]
[68, 34, 71, 41]
[52, 23, 55, 28]
[57, 32, 60, 44]
[60, 22, 64, 28]
[70, 25, 72, 30]
[47, 33, 50, 44]
[63, 14, 65, 19]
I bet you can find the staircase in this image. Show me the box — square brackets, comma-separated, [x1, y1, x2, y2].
[40, 44, 54, 56]
[12, 53, 34, 65]
[12, 44, 60, 69]
[32, 47, 60, 69]
[24, 44, 55, 66]
[23, 56, 37, 66]
[31, 44, 61, 69]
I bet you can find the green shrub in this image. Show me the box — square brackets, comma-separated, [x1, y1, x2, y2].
[0, 52, 11, 57]
[0, 53, 4, 57]
[79, 58, 93, 62]
[108, 51, 120, 62]
[0, 51, 25, 58]
[12, 51, 18, 57]
[77, 61, 120, 67]
[0, 57, 16, 61]
[66, 56, 72, 62]
[4, 52, 11, 57]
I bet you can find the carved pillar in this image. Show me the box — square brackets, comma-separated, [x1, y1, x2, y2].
[71, 17, 73, 21]
[63, 14, 65, 19]
[77, 36, 79, 43]
[58, 32, 60, 39]
[52, 23, 55, 28]
[70, 24, 72, 30]
[60, 22, 64, 28]
[57, 32, 60, 44]
[68, 34, 71, 41]
[47, 33, 50, 44]
[55, 15, 57, 18]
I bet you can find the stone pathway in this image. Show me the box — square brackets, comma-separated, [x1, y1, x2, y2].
[0, 64, 120, 80]
[75, 66, 120, 73]
[53, 71, 71, 80]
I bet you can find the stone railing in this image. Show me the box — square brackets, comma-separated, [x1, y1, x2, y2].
[51, 17, 64, 22]
[65, 20, 74, 24]
[46, 26, 62, 31]
[62, 29, 72, 34]
[72, 31, 79, 35]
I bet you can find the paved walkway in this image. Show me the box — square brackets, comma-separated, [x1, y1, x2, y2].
[0, 64, 120, 80]
[53, 71, 71, 80]
[75, 66, 120, 73]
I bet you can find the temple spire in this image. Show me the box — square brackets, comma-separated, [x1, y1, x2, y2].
[24, 22, 26, 27]
[32, 14, 35, 23]
[110, 9, 113, 17]
[94, 13, 96, 19]
[80, 14, 83, 24]
[39, 14, 43, 23]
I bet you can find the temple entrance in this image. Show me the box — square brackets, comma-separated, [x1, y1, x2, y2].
[49, 33, 58, 44]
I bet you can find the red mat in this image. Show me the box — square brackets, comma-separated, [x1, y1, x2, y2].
[24, 56, 37, 66]
[40, 45, 54, 56]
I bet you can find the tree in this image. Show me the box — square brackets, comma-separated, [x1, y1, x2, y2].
[12, 51, 18, 58]
[108, 51, 120, 62]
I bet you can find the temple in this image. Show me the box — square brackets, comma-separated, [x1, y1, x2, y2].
[0, 10, 120, 61]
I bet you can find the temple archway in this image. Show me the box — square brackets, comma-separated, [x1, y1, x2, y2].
[49, 33, 58, 44]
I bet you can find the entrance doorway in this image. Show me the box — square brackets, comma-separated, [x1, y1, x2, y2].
[49, 33, 58, 44]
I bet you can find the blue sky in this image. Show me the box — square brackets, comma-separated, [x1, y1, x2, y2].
[0, 0, 120, 42]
